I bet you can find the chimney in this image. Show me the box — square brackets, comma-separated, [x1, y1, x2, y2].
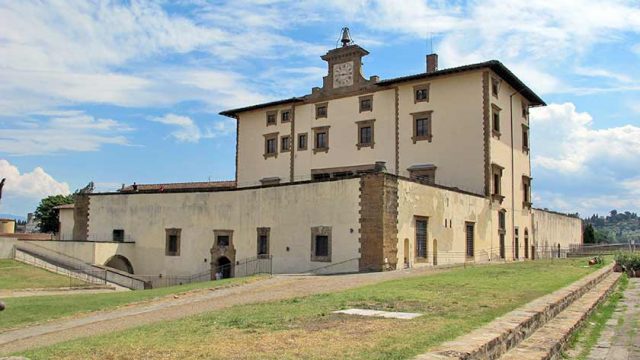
[426, 53, 438, 73]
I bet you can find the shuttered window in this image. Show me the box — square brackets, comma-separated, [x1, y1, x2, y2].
[416, 217, 428, 259]
[465, 222, 474, 258]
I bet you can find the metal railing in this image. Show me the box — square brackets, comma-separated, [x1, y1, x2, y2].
[14, 249, 108, 287]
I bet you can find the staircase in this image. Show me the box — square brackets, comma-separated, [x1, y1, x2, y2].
[415, 264, 622, 360]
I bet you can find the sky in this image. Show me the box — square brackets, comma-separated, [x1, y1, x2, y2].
[0, 0, 639, 218]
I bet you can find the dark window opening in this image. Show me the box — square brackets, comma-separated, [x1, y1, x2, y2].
[415, 88, 428, 101]
[316, 105, 327, 118]
[217, 235, 229, 247]
[298, 134, 307, 150]
[416, 118, 429, 137]
[281, 136, 291, 152]
[112, 229, 124, 242]
[466, 223, 475, 258]
[416, 218, 428, 259]
[316, 132, 327, 149]
[360, 98, 372, 112]
[266, 138, 277, 154]
[359, 126, 372, 145]
[493, 112, 500, 132]
[494, 173, 501, 195]
[258, 235, 269, 256]
[315, 235, 329, 257]
[281, 111, 290, 123]
[267, 113, 276, 125]
[168, 235, 178, 253]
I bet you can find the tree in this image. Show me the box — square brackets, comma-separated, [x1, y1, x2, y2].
[34, 194, 74, 233]
[583, 223, 596, 244]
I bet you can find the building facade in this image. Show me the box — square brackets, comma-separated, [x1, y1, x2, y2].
[37, 30, 582, 282]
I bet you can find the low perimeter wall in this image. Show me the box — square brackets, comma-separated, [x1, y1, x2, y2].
[533, 208, 583, 257]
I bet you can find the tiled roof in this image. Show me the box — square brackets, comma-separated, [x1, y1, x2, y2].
[119, 181, 237, 193]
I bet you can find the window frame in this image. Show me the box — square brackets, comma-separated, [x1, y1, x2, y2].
[522, 175, 532, 208]
[266, 110, 277, 126]
[213, 229, 234, 249]
[280, 135, 291, 152]
[411, 111, 433, 143]
[408, 165, 437, 184]
[522, 124, 530, 152]
[356, 119, 375, 149]
[413, 83, 430, 103]
[491, 104, 501, 138]
[491, 77, 501, 98]
[415, 216, 428, 262]
[256, 227, 270, 258]
[359, 95, 373, 112]
[315, 102, 328, 119]
[281, 109, 291, 123]
[297, 133, 308, 151]
[310, 226, 332, 262]
[263, 132, 279, 159]
[312, 126, 330, 154]
[491, 163, 505, 203]
[465, 222, 475, 259]
[165, 228, 181, 256]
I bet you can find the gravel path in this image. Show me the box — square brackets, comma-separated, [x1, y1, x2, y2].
[0, 265, 454, 355]
[587, 277, 640, 360]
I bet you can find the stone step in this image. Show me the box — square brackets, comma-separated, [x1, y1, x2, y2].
[500, 271, 622, 360]
[415, 264, 614, 360]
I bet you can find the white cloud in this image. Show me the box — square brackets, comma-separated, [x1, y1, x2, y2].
[0, 159, 70, 200]
[0, 112, 132, 155]
[151, 114, 235, 143]
[530, 102, 640, 173]
[574, 66, 632, 83]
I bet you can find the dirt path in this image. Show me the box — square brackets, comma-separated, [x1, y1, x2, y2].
[587, 277, 640, 360]
[0, 287, 122, 298]
[0, 265, 457, 355]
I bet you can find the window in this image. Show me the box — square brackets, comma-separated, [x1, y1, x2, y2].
[522, 101, 528, 118]
[257, 227, 270, 258]
[524, 228, 529, 259]
[298, 133, 308, 150]
[522, 176, 532, 208]
[411, 111, 433, 143]
[213, 230, 233, 248]
[408, 164, 437, 184]
[522, 124, 529, 151]
[266, 110, 277, 126]
[415, 217, 428, 260]
[281, 110, 291, 123]
[311, 226, 331, 262]
[312, 126, 330, 153]
[356, 119, 375, 149]
[112, 229, 124, 242]
[281, 135, 291, 152]
[491, 163, 504, 202]
[515, 227, 520, 259]
[165, 228, 181, 256]
[465, 222, 475, 258]
[359, 95, 373, 112]
[315, 103, 328, 119]
[413, 84, 430, 103]
[263, 132, 278, 159]
[498, 210, 506, 259]
[492, 104, 501, 137]
[491, 77, 500, 97]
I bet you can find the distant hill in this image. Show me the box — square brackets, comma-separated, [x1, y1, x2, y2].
[584, 210, 640, 244]
[0, 213, 26, 221]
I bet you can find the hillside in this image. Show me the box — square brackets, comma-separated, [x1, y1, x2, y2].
[584, 210, 640, 244]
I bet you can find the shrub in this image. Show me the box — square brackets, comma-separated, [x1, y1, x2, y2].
[615, 251, 640, 271]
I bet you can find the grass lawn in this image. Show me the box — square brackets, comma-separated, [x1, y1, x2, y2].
[20, 258, 602, 360]
[0, 275, 263, 331]
[0, 259, 89, 290]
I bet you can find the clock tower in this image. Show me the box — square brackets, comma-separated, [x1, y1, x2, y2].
[310, 28, 378, 99]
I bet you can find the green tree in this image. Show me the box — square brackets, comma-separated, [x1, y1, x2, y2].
[583, 223, 596, 244]
[34, 194, 74, 233]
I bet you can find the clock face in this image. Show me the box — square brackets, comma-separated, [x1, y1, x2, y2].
[333, 61, 354, 88]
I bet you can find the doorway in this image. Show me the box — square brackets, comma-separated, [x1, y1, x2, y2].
[215, 256, 233, 278]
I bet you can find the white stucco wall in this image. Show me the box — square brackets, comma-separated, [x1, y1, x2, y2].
[58, 208, 75, 240]
[87, 178, 362, 276]
[397, 179, 494, 267]
[532, 209, 583, 256]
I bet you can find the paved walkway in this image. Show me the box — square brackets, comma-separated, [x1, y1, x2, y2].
[587, 277, 640, 360]
[0, 265, 453, 355]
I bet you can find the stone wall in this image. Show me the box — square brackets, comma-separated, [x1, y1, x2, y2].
[532, 208, 583, 255]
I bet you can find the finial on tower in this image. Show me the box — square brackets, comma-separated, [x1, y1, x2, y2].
[340, 27, 353, 47]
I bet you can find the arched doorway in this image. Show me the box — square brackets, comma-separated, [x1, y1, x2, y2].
[215, 256, 233, 279]
[104, 255, 134, 274]
[524, 228, 529, 259]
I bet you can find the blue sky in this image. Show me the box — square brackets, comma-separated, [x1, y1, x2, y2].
[0, 0, 639, 217]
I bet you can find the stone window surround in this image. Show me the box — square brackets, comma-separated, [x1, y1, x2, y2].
[297, 132, 308, 151]
[165, 228, 181, 256]
[522, 175, 532, 208]
[315, 102, 328, 119]
[263, 132, 279, 159]
[522, 124, 530, 152]
[257, 227, 270, 258]
[498, 209, 506, 234]
[281, 109, 291, 123]
[213, 229, 233, 248]
[359, 94, 373, 112]
[414, 216, 429, 263]
[266, 110, 277, 126]
[407, 164, 437, 184]
[356, 119, 375, 149]
[280, 134, 291, 152]
[411, 110, 433, 143]
[491, 104, 501, 138]
[465, 221, 475, 259]
[310, 226, 332, 262]
[312, 126, 330, 154]
[491, 163, 505, 203]
[491, 77, 501, 98]
[260, 177, 281, 186]
[413, 83, 430, 103]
